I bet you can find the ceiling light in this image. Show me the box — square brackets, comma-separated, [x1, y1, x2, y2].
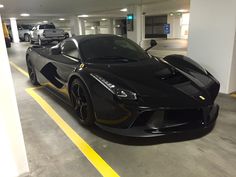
[169, 13, 174, 16]
[43, 21, 48, 23]
[59, 18, 65, 21]
[20, 13, 30, 17]
[91, 26, 95, 30]
[0, 4, 4, 8]
[120, 8, 127, 12]
[177, 9, 188, 13]
[101, 18, 107, 21]
[78, 15, 89, 18]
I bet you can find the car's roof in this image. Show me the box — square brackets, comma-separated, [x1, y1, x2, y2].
[72, 34, 120, 44]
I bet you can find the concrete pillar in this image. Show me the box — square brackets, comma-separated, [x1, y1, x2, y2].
[78, 18, 85, 35]
[107, 19, 113, 34]
[188, 0, 236, 93]
[113, 19, 116, 35]
[10, 18, 19, 43]
[127, 5, 142, 44]
[70, 16, 80, 36]
[0, 16, 29, 177]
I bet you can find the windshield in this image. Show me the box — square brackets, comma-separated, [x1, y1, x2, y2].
[79, 36, 150, 62]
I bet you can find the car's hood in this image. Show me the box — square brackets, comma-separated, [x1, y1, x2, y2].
[86, 58, 219, 108]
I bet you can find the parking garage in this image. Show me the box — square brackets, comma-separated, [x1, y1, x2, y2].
[0, 0, 236, 177]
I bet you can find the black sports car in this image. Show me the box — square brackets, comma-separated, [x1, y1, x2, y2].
[26, 34, 220, 137]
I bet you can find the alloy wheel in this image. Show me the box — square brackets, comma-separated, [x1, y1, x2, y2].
[71, 83, 88, 121]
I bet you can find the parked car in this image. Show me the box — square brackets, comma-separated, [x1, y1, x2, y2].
[26, 34, 220, 137]
[30, 23, 65, 45]
[7, 24, 33, 42]
[2, 22, 11, 48]
[18, 24, 33, 42]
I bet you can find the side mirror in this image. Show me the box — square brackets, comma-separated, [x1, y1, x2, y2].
[145, 39, 157, 51]
[150, 40, 157, 47]
[50, 45, 61, 55]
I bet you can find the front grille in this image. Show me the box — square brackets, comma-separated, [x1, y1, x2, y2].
[132, 109, 204, 130]
[163, 109, 203, 127]
[132, 111, 154, 126]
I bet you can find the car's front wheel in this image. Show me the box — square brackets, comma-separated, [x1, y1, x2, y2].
[26, 57, 40, 85]
[70, 79, 95, 126]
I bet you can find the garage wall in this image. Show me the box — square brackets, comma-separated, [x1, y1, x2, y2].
[0, 16, 29, 177]
[188, 0, 236, 93]
[229, 30, 236, 93]
[167, 15, 181, 39]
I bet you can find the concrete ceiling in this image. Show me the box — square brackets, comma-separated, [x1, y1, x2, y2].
[0, 0, 189, 23]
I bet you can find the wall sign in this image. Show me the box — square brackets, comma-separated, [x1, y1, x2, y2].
[163, 24, 170, 34]
[127, 14, 134, 31]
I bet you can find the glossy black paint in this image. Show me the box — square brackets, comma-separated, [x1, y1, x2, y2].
[26, 34, 220, 137]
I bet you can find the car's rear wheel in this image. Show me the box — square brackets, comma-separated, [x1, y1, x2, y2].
[30, 37, 34, 44]
[70, 79, 95, 126]
[24, 34, 30, 42]
[38, 37, 42, 46]
[26, 57, 40, 85]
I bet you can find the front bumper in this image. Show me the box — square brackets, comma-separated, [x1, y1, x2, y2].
[95, 104, 219, 137]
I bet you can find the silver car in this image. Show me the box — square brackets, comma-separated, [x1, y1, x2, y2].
[7, 24, 33, 42]
[30, 24, 65, 45]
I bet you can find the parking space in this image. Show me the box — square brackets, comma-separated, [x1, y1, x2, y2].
[8, 42, 236, 177]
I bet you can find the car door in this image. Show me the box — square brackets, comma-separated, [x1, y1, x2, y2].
[50, 40, 81, 87]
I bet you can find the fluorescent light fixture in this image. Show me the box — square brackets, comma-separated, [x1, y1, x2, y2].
[59, 18, 65, 21]
[43, 21, 48, 23]
[177, 9, 188, 13]
[169, 13, 174, 16]
[101, 18, 107, 21]
[91, 26, 95, 30]
[0, 4, 4, 8]
[78, 14, 89, 18]
[20, 13, 30, 17]
[120, 8, 127, 12]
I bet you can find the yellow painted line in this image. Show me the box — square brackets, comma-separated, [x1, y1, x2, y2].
[9, 61, 29, 78]
[26, 87, 120, 177]
[231, 93, 236, 98]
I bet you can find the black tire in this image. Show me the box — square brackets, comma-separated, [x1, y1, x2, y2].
[70, 79, 95, 126]
[30, 38, 34, 44]
[24, 34, 30, 42]
[26, 57, 40, 86]
[38, 36, 42, 46]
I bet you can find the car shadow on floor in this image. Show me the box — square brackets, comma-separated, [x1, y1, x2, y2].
[38, 86, 215, 146]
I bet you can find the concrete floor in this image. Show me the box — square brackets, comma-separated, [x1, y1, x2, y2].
[8, 42, 236, 177]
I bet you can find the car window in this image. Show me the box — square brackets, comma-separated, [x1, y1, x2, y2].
[39, 24, 56, 29]
[61, 40, 79, 59]
[80, 36, 150, 62]
[21, 24, 33, 30]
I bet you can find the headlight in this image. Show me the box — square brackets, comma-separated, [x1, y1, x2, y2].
[90, 74, 137, 100]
